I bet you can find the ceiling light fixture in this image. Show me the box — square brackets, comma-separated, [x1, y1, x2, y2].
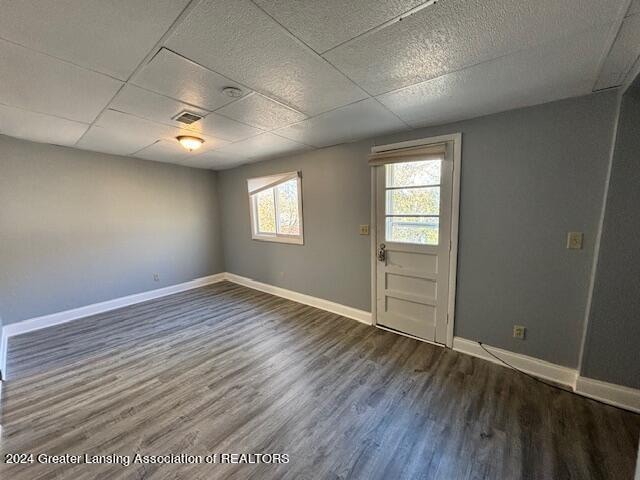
[177, 135, 204, 152]
[222, 86, 244, 98]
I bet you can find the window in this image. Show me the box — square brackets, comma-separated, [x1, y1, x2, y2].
[247, 172, 303, 244]
[385, 159, 442, 245]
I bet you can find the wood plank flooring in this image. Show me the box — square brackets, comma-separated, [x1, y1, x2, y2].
[0, 281, 638, 479]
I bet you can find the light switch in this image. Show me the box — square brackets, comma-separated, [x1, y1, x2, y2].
[567, 232, 583, 250]
[359, 224, 369, 235]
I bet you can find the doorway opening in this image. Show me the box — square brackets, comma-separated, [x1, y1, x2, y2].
[370, 134, 461, 347]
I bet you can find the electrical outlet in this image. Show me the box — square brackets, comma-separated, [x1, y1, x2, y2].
[359, 224, 370, 235]
[153, 273, 160, 282]
[566, 232, 583, 250]
[513, 325, 526, 340]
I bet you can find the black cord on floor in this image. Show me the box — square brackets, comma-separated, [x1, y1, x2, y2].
[476, 342, 632, 412]
[478, 341, 577, 395]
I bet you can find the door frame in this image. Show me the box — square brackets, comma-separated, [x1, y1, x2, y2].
[370, 133, 462, 348]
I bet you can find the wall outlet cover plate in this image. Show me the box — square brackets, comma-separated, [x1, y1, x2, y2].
[567, 232, 583, 249]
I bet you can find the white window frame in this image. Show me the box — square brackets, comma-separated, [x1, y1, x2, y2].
[247, 171, 304, 245]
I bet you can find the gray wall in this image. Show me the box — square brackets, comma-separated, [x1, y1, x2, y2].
[581, 77, 640, 388]
[0, 135, 224, 325]
[219, 142, 373, 311]
[219, 91, 618, 368]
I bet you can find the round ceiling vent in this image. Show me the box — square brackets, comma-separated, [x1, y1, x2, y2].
[222, 86, 244, 98]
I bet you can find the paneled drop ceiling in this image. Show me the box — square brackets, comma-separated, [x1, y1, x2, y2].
[0, 0, 638, 170]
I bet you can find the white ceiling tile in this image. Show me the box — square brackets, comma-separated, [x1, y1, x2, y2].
[594, 14, 640, 90]
[133, 48, 249, 110]
[109, 85, 209, 129]
[324, 0, 625, 95]
[0, 39, 122, 123]
[77, 109, 177, 156]
[110, 85, 237, 146]
[133, 140, 191, 164]
[196, 113, 263, 142]
[0, 0, 190, 79]
[0, 104, 88, 146]
[76, 126, 156, 157]
[95, 109, 176, 138]
[213, 133, 312, 161]
[376, 25, 611, 128]
[165, 0, 367, 115]
[276, 98, 406, 147]
[253, 0, 426, 53]
[184, 150, 246, 170]
[216, 93, 307, 130]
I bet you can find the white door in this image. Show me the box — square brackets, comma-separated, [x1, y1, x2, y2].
[375, 147, 454, 343]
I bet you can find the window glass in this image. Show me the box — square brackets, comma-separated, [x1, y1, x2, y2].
[386, 217, 439, 245]
[384, 160, 442, 245]
[276, 179, 300, 235]
[256, 189, 276, 234]
[386, 159, 440, 187]
[248, 172, 303, 244]
[386, 186, 439, 216]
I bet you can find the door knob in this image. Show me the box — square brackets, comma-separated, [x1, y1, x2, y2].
[377, 243, 386, 262]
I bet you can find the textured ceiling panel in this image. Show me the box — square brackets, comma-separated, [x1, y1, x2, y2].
[110, 85, 209, 129]
[0, 104, 89, 147]
[94, 109, 176, 138]
[195, 113, 263, 142]
[324, 0, 624, 95]
[134, 49, 249, 111]
[76, 126, 157, 157]
[165, 0, 367, 115]
[0, 0, 633, 164]
[77, 110, 177, 156]
[253, 0, 427, 53]
[377, 25, 610, 127]
[594, 13, 640, 90]
[0, 39, 122, 123]
[276, 98, 406, 147]
[213, 133, 312, 161]
[184, 149, 247, 169]
[0, 0, 190, 80]
[133, 140, 191, 164]
[216, 93, 307, 130]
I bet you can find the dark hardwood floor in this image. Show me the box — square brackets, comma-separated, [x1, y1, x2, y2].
[1, 281, 638, 479]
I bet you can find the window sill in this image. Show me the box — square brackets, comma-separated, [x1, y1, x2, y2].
[251, 235, 304, 245]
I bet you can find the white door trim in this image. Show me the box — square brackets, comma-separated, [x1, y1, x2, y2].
[370, 133, 462, 348]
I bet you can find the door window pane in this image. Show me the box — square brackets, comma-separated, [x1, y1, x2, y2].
[276, 178, 300, 235]
[386, 217, 439, 245]
[387, 186, 440, 216]
[386, 160, 441, 187]
[255, 188, 276, 234]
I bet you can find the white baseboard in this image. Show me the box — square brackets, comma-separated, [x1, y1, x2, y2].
[452, 337, 578, 388]
[453, 336, 640, 413]
[0, 273, 226, 378]
[2, 276, 637, 416]
[2, 273, 226, 340]
[575, 376, 640, 414]
[0, 272, 369, 382]
[224, 272, 372, 326]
